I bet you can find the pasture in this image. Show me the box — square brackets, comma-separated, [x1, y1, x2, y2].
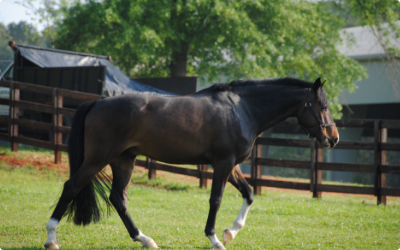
[0, 147, 399, 249]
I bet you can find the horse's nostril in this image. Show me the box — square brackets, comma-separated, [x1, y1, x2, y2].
[334, 137, 339, 144]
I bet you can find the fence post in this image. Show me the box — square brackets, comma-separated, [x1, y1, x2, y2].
[7, 81, 13, 144]
[374, 120, 383, 205]
[251, 144, 257, 193]
[313, 146, 323, 198]
[147, 157, 156, 180]
[379, 127, 388, 205]
[10, 82, 19, 152]
[198, 164, 208, 188]
[251, 141, 262, 195]
[53, 88, 63, 164]
[310, 138, 316, 194]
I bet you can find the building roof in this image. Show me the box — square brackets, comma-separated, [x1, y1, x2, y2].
[338, 23, 400, 105]
[338, 22, 400, 60]
[14, 44, 176, 96]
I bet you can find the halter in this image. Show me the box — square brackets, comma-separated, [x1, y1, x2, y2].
[298, 88, 336, 138]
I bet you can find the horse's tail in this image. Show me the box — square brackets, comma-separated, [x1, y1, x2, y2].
[65, 101, 112, 226]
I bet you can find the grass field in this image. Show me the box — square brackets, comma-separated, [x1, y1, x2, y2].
[0, 147, 400, 249]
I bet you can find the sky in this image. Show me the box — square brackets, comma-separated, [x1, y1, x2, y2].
[0, 0, 45, 30]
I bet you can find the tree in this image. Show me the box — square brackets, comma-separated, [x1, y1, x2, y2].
[53, 0, 371, 118]
[16, 0, 75, 44]
[0, 23, 14, 73]
[0, 20, 50, 72]
[7, 21, 47, 46]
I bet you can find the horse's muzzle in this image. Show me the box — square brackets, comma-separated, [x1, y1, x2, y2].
[327, 136, 339, 148]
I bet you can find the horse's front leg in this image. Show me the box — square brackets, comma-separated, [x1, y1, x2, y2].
[224, 165, 253, 245]
[205, 157, 236, 250]
[223, 200, 251, 245]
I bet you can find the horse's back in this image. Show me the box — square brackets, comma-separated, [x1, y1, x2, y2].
[83, 93, 236, 164]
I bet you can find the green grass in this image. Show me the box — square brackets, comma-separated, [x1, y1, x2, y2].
[130, 169, 193, 192]
[1, 152, 400, 249]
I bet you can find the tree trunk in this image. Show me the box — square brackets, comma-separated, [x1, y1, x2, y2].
[169, 41, 189, 77]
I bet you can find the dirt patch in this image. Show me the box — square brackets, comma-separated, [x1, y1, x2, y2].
[0, 152, 69, 172]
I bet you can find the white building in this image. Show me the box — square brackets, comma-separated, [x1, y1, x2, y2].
[328, 24, 400, 182]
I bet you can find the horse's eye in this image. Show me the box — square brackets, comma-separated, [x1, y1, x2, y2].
[323, 107, 328, 112]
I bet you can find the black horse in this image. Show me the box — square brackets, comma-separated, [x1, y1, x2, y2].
[44, 77, 338, 249]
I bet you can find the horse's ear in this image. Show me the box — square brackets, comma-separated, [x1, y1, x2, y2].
[312, 77, 326, 92]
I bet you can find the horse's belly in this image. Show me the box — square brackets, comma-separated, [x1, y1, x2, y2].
[131, 139, 210, 165]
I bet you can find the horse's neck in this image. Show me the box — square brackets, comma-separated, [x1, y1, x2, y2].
[241, 86, 305, 134]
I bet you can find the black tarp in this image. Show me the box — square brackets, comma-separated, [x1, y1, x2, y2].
[15, 44, 176, 96]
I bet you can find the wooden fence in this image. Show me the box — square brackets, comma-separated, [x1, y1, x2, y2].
[251, 118, 400, 205]
[0, 80, 101, 163]
[0, 80, 399, 205]
[0, 80, 211, 188]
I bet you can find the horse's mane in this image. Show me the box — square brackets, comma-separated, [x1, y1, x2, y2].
[212, 78, 313, 91]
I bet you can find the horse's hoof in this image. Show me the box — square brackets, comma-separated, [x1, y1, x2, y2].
[134, 230, 159, 248]
[223, 228, 233, 245]
[211, 242, 226, 250]
[142, 238, 159, 248]
[44, 241, 59, 249]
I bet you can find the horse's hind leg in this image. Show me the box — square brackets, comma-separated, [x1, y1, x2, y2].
[109, 153, 158, 248]
[223, 165, 254, 245]
[44, 160, 107, 249]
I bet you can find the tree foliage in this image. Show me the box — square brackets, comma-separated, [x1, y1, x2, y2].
[0, 21, 47, 72]
[16, 0, 75, 43]
[0, 23, 13, 73]
[52, 0, 374, 117]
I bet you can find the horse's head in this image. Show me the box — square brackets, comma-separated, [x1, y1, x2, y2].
[297, 78, 339, 148]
